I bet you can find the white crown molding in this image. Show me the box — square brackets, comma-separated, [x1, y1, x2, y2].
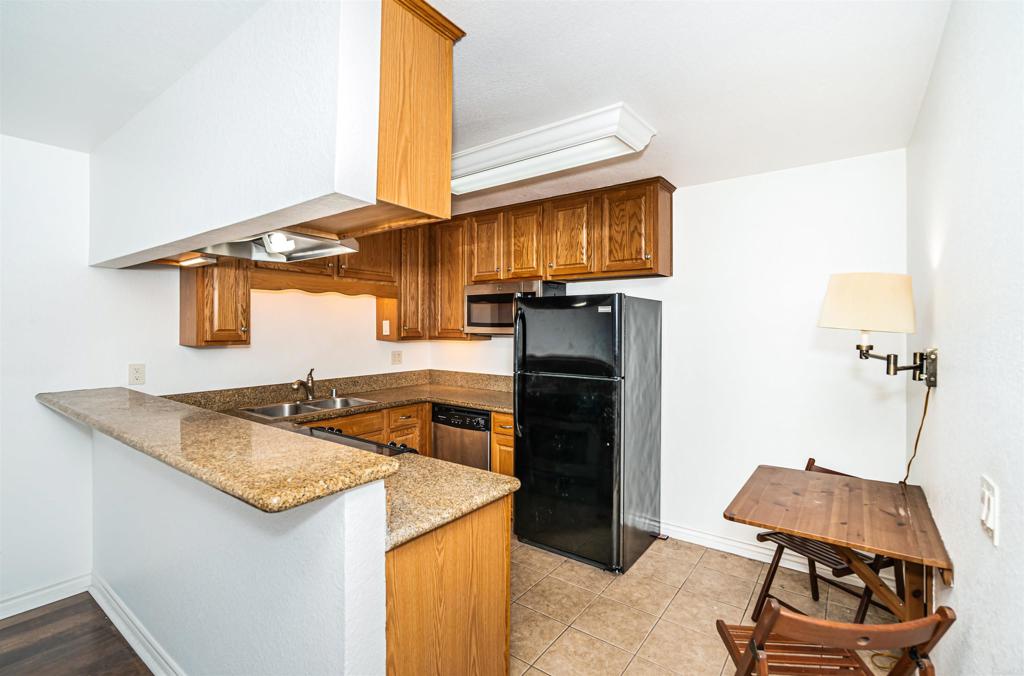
[451, 102, 656, 193]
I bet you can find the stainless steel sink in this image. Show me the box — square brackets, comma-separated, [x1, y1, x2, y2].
[242, 402, 319, 418]
[241, 397, 376, 419]
[305, 397, 376, 411]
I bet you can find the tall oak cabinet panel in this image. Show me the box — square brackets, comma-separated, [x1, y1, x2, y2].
[430, 218, 472, 339]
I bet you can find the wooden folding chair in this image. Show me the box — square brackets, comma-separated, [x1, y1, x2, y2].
[718, 598, 956, 676]
[751, 458, 905, 623]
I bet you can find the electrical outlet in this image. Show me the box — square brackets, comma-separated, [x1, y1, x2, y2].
[128, 363, 146, 386]
[391, 350, 402, 365]
[981, 475, 999, 545]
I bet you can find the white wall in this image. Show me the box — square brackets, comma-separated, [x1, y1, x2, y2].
[92, 433, 385, 675]
[89, 0, 384, 268]
[905, 1, 1023, 671]
[0, 134, 429, 612]
[435, 150, 911, 551]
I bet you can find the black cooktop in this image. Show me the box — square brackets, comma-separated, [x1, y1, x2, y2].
[305, 425, 418, 457]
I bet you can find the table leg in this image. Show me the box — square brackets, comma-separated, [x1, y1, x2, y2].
[903, 561, 927, 620]
[835, 546, 907, 621]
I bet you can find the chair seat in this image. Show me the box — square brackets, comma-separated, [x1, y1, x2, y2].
[720, 624, 872, 675]
[757, 532, 876, 575]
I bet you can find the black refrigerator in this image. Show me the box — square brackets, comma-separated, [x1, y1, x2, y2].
[513, 293, 661, 572]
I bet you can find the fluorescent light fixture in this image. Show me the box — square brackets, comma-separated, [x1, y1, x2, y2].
[451, 102, 656, 195]
[178, 255, 217, 267]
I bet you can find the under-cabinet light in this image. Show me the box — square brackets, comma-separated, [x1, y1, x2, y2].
[451, 103, 656, 195]
[178, 255, 217, 267]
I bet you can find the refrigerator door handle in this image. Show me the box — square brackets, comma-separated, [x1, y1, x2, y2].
[513, 305, 524, 437]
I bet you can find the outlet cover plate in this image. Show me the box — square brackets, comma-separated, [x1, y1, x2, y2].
[128, 363, 146, 386]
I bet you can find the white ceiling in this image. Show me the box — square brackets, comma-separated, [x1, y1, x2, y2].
[1, 0, 261, 152]
[437, 0, 950, 212]
[1, 0, 949, 204]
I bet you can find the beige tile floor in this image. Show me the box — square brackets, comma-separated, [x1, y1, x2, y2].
[509, 537, 898, 676]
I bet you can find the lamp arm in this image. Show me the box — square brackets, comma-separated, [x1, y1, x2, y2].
[854, 345, 938, 386]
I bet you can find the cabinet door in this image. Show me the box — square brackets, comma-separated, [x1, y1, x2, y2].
[399, 226, 428, 338]
[544, 196, 596, 278]
[600, 184, 654, 274]
[338, 231, 400, 283]
[490, 412, 515, 477]
[431, 219, 470, 338]
[180, 256, 251, 346]
[468, 211, 503, 282]
[504, 204, 544, 279]
[389, 426, 420, 451]
[253, 257, 336, 276]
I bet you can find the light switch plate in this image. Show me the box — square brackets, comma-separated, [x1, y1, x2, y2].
[381, 319, 391, 336]
[128, 363, 146, 386]
[981, 474, 999, 545]
[391, 350, 402, 365]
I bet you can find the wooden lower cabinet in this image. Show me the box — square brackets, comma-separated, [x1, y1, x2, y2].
[386, 403, 432, 457]
[490, 412, 515, 477]
[386, 495, 512, 676]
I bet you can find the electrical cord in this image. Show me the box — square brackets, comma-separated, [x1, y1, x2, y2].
[903, 385, 933, 483]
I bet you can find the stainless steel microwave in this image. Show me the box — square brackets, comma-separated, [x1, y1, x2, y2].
[463, 281, 565, 335]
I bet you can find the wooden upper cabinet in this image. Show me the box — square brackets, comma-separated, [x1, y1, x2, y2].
[399, 226, 428, 338]
[600, 184, 654, 274]
[339, 231, 400, 283]
[544, 195, 597, 278]
[430, 219, 470, 338]
[599, 178, 673, 277]
[180, 257, 251, 347]
[468, 211, 503, 282]
[504, 204, 544, 279]
[253, 257, 337, 276]
[284, 0, 463, 240]
[376, 0, 463, 220]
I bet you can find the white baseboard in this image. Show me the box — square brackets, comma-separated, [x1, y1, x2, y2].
[660, 520, 895, 584]
[89, 575, 184, 676]
[0, 573, 92, 620]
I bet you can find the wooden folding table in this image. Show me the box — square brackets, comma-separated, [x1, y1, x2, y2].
[724, 465, 953, 621]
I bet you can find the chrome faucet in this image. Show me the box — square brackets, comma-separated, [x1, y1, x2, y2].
[291, 368, 316, 401]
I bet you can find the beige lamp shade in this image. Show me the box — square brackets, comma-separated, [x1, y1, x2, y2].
[818, 273, 916, 334]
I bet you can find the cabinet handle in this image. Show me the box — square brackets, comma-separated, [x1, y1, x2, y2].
[240, 325, 248, 333]
[644, 253, 652, 260]
[499, 425, 513, 429]
[399, 415, 413, 420]
[494, 267, 499, 272]
[507, 266, 512, 271]
[548, 262, 554, 268]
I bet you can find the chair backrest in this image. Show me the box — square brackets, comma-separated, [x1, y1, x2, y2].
[805, 457, 854, 477]
[750, 600, 956, 675]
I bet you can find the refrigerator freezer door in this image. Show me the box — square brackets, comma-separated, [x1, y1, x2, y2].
[515, 294, 622, 378]
[514, 372, 621, 568]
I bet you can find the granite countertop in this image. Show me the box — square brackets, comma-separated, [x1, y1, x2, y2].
[232, 383, 512, 426]
[384, 453, 519, 550]
[36, 387, 399, 512]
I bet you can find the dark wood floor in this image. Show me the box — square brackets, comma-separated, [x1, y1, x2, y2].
[0, 593, 149, 675]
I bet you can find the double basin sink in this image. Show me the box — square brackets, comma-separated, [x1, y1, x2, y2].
[242, 397, 376, 420]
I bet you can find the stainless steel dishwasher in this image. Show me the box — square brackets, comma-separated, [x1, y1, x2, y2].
[432, 404, 491, 470]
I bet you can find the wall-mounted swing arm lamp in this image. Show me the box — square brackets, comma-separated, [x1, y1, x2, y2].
[818, 273, 938, 387]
